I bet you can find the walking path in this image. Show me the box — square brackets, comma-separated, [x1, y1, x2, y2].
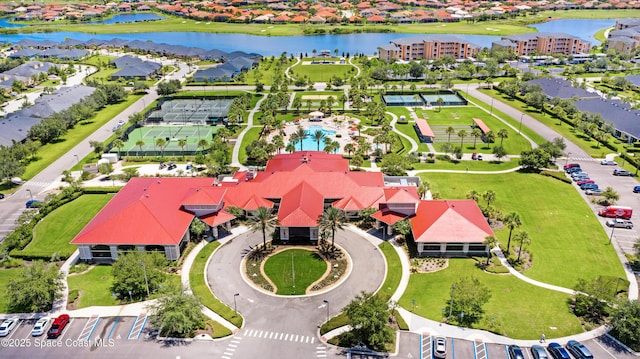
[231, 93, 267, 168]
[387, 111, 418, 153]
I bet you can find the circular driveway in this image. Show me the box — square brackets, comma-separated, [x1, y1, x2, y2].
[206, 228, 385, 337]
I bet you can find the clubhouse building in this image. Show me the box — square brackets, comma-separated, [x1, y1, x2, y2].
[71, 152, 493, 261]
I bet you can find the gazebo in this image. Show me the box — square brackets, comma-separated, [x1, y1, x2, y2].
[309, 111, 324, 122]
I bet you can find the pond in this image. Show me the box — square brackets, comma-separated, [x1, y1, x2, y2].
[90, 13, 165, 25]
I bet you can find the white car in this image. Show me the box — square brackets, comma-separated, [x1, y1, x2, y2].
[606, 218, 634, 229]
[601, 160, 617, 166]
[31, 317, 51, 337]
[0, 318, 19, 337]
[433, 336, 447, 359]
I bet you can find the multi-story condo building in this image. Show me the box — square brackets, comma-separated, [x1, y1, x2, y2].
[492, 32, 591, 55]
[378, 35, 480, 62]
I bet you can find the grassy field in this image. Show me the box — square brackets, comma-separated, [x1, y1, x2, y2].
[238, 126, 263, 164]
[0, 268, 23, 313]
[18, 195, 113, 259]
[22, 94, 142, 180]
[399, 259, 582, 339]
[478, 89, 616, 157]
[290, 63, 356, 82]
[189, 241, 243, 328]
[264, 249, 327, 295]
[412, 158, 520, 171]
[67, 265, 119, 308]
[422, 171, 626, 288]
[244, 58, 297, 84]
[377, 242, 402, 301]
[535, 9, 640, 19]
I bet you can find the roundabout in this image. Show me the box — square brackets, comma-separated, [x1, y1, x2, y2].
[205, 226, 385, 357]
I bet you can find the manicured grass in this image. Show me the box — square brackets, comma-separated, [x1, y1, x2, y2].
[264, 249, 327, 295]
[244, 58, 297, 84]
[290, 63, 356, 82]
[535, 9, 640, 19]
[377, 242, 402, 301]
[400, 259, 582, 339]
[189, 241, 243, 328]
[209, 319, 233, 338]
[422, 171, 626, 288]
[67, 265, 119, 308]
[412, 158, 519, 171]
[238, 126, 263, 165]
[18, 195, 113, 259]
[22, 95, 142, 180]
[0, 268, 23, 313]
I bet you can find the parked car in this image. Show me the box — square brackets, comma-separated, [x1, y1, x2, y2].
[564, 163, 580, 171]
[0, 193, 4, 199]
[31, 317, 51, 337]
[0, 317, 19, 337]
[580, 183, 599, 190]
[25, 199, 41, 208]
[433, 336, 446, 359]
[633, 185, 640, 193]
[576, 179, 594, 186]
[477, 154, 483, 161]
[566, 167, 582, 174]
[531, 345, 549, 359]
[508, 344, 525, 359]
[613, 168, 633, 176]
[571, 172, 588, 179]
[167, 162, 177, 170]
[599, 205, 633, 219]
[585, 188, 603, 196]
[606, 218, 634, 229]
[547, 342, 571, 359]
[572, 175, 589, 182]
[566, 340, 593, 359]
[47, 314, 70, 339]
[601, 160, 617, 166]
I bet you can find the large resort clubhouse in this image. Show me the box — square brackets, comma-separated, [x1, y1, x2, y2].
[71, 152, 493, 261]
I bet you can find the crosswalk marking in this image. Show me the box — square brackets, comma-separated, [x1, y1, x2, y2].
[243, 329, 316, 344]
[220, 336, 243, 358]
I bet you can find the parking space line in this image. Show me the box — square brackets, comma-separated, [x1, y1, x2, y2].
[56, 319, 72, 342]
[504, 345, 510, 359]
[78, 315, 100, 341]
[106, 317, 120, 340]
[452, 338, 455, 359]
[127, 313, 148, 340]
[7, 320, 23, 339]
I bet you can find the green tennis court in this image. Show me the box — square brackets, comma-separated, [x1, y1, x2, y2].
[113, 126, 219, 156]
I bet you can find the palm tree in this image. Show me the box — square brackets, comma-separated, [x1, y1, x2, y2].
[292, 97, 302, 113]
[485, 131, 496, 148]
[484, 235, 498, 265]
[466, 189, 480, 203]
[344, 143, 355, 157]
[135, 140, 145, 157]
[326, 96, 335, 115]
[482, 190, 496, 210]
[178, 138, 187, 159]
[306, 99, 313, 112]
[112, 138, 125, 158]
[197, 139, 209, 153]
[514, 230, 531, 262]
[339, 94, 347, 112]
[445, 126, 455, 143]
[503, 212, 522, 254]
[294, 126, 307, 151]
[497, 129, 509, 147]
[248, 206, 279, 249]
[317, 207, 346, 248]
[436, 97, 444, 111]
[272, 134, 285, 154]
[312, 129, 325, 151]
[457, 129, 467, 149]
[471, 128, 482, 149]
[155, 137, 167, 157]
[417, 181, 430, 199]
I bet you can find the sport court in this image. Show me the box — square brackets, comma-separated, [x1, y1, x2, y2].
[147, 98, 233, 125]
[115, 126, 218, 156]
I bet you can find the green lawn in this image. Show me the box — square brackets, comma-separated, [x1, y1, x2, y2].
[264, 249, 327, 295]
[400, 259, 582, 339]
[412, 158, 519, 171]
[244, 58, 297, 84]
[0, 268, 23, 313]
[22, 95, 142, 180]
[67, 265, 119, 308]
[238, 126, 263, 165]
[377, 242, 402, 301]
[422, 171, 625, 288]
[189, 241, 243, 328]
[18, 195, 113, 259]
[290, 63, 356, 82]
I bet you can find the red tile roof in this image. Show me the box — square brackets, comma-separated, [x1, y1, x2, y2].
[415, 118, 435, 138]
[473, 118, 490, 134]
[410, 200, 493, 243]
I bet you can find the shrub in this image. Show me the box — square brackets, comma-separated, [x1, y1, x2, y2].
[540, 170, 572, 183]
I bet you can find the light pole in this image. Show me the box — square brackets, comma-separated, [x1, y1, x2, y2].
[609, 224, 616, 245]
[490, 98, 494, 115]
[74, 154, 79, 165]
[323, 299, 329, 322]
[233, 293, 240, 316]
[449, 284, 456, 318]
[26, 189, 33, 200]
[141, 261, 150, 298]
[518, 114, 524, 134]
[564, 152, 572, 167]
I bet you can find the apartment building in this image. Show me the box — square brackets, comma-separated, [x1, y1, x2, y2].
[378, 35, 479, 61]
[492, 32, 591, 56]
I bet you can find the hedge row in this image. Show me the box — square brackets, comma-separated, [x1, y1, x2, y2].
[540, 170, 572, 184]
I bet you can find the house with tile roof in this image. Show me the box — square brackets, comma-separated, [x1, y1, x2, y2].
[71, 152, 493, 261]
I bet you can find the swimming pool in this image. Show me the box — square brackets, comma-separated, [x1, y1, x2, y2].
[288, 126, 338, 151]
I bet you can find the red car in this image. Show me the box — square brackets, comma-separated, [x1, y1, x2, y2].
[47, 314, 69, 339]
[577, 179, 594, 186]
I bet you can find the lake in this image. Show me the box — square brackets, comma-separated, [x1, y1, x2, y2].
[90, 13, 165, 24]
[0, 18, 616, 56]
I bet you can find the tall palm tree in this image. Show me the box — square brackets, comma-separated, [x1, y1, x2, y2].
[497, 129, 509, 147]
[294, 126, 307, 151]
[312, 129, 325, 151]
[484, 235, 498, 265]
[112, 138, 125, 158]
[197, 139, 209, 153]
[514, 231, 531, 262]
[317, 207, 346, 248]
[178, 138, 187, 159]
[135, 140, 145, 157]
[466, 190, 480, 203]
[248, 206, 279, 249]
[471, 128, 482, 149]
[458, 129, 467, 149]
[417, 181, 430, 200]
[482, 190, 496, 210]
[155, 138, 167, 157]
[445, 126, 455, 143]
[503, 212, 522, 254]
[485, 131, 496, 148]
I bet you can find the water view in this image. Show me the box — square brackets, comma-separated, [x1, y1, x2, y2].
[90, 13, 165, 25]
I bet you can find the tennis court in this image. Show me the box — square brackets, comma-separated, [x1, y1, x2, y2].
[113, 126, 219, 156]
[147, 98, 233, 125]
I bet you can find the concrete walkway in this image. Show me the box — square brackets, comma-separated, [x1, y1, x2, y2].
[231, 93, 267, 168]
[387, 111, 419, 153]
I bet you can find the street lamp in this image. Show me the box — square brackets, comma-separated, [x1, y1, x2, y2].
[449, 284, 456, 318]
[518, 114, 524, 134]
[490, 98, 494, 115]
[26, 189, 33, 200]
[141, 261, 150, 298]
[74, 154, 79, 165]
[609, 224, 615, 245]
[564, 152, 572, 167]
[233, 293, 240, 316]
[323, 299, 329, 323]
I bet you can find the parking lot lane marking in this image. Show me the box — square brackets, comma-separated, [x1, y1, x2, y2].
[451, 338, 455, 359]
[284, 334, 289, 340]
[56, 319, 72, 342]
[269, 332, 274, 339]
[223, 352, 233, 356]
[227, 348, 235, 352]
[106, 317, 120, 340]
[221, 356, 231, 359]
[594, 339, 618, 358]
[504, 345, 510, 359]
[294, 335, 299, 342]
[246, 329, 253, 336]
[311, 337, 315, 344]
[229, 343, 237, 348]
[7, 320, 22, 339]
[258, 330, 264, 338]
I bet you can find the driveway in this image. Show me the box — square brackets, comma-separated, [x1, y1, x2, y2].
[206, 228, 386, 358]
